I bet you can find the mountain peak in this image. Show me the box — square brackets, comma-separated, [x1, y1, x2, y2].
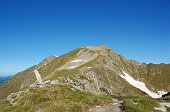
[81, 45, 110, 51]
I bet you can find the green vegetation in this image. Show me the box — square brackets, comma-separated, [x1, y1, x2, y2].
[78, 55, 99, 68]
[0, 85, 112, 112]
[167, 107, 170, 112]
[114, 95, 159, 112]
[161, 96, 170, 102]
[50, 69, 79, 80]
[1, 85, 168, 112]
[123, 97, 159, 112]
[147, 64, 170, 90]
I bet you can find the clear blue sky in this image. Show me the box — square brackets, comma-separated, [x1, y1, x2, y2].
[0, 0, 170, 76]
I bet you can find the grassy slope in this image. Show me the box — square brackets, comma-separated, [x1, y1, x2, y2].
[123, 97, 159, 112]
[147, 64, 170, 90]
[0, 85, 166, 112]
[42, 48, 99, 81]
[114, 94, 165, 112]
[38, 48, 83, 80]
[0, 85, 112, 112]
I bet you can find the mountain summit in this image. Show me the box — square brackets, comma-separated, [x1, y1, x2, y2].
[0, 46, 170, 112]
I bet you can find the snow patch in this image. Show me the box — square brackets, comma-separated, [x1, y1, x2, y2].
[120, 71, 167, 98]
[67, 66, 78, 69]
[158, 91, 168, 97]
[106, 66, 109, 68]
[71, 59, 87, 63]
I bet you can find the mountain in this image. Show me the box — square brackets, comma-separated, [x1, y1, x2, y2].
[0, 46, 170, 112]
[0, 76, 12, 84]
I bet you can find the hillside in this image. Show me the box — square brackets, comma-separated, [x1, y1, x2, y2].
[0, 46, 170, 112]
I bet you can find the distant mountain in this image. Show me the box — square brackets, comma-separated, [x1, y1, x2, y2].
[0, 46, 170, 112]
[0, 76, 11, 84]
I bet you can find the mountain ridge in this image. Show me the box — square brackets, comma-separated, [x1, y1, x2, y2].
[1, 46, 169, 98]
[0, 45, 170, 112]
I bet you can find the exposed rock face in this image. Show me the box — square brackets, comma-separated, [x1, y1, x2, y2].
[6, 90, 28, 106]
[34, 69, 43, 84]
[154, 102, 170, 112]
[6, 93, 17, 102]
[1, 46, 170, 99]
[86, 103, 123, 112]
[30, 69, 51, 88]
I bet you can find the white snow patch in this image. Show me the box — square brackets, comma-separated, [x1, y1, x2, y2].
[158, 91, 168, 97]
[120, 71, 165, 98]
[87, 67, 92, 69]
[71, 59, 86, 63]
[67, 66, 78, 69]
[106, 66, 109, 68]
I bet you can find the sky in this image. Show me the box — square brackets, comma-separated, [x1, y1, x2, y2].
[0, 0, 170, 76]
